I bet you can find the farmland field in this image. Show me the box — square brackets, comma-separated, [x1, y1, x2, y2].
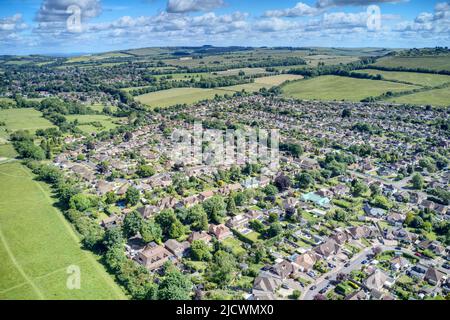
[136, 74, 302, 108]
[384, 87, 450, 106]
[0, 162, 126, 300]
[281, 75, 419, 102]
[254, 74, 303, 85]
[216, 67, 267, 76]
[65, 115, 125, 134]
[372, 55, 450, 72]
[355, 69, 450, 86]
[0, 108, 55, 139]
[136, 87, 226, 108]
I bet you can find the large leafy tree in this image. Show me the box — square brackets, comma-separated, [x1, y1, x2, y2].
[202, 195, 226, 224]
[187, 205, 208, 231]
[125, 186, 140, 206]
[123, 211, 143, 238]
[158, 264, 192, 300]
[190, 240, 212, 261]
[209, 250, 236, 286]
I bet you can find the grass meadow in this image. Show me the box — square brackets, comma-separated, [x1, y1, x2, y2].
[0, 162, 126, 300]
[281, 75, 419, 102]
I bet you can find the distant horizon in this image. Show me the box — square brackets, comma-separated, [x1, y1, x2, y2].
[1, 0, 449, 55]
[2, 45, 438, 58]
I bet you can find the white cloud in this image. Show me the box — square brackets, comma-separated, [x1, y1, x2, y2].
[166, 0, 225, 13]
[263, 2, 321, 18]
[36, 0, 102, 22]
[316, 0, 407, 8]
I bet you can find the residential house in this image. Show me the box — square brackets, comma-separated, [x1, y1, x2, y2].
[137, 205, 158, 219]
[347, 225, 376, 240]
[424, 267, 445, 286]
[209, 224, 232, 241]
[386, 212, 405, 226]
[188, 231, 212, 244]
[270, 260, 294, 279]
[293, 252, 318, 272]
[252, 271, 282, 296]
[390, 256, 409, 271]
[100, 214, 120, 229]
[135, 243, 175, 271]
[301, 192, 331, 208]
[226, 214, 249, 229]
[96, 180, 115, 196]
[417, 240, 446, 256]
[331, 230, 348, 245]
[314, 239, 340, 259]
[364, 269, 391, 292]
[363, 203, 387, 218]
[164, 239, 190, 258]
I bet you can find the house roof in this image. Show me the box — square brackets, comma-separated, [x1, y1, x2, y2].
[425, 267, 445, 283]
[364, 269, 388, 291]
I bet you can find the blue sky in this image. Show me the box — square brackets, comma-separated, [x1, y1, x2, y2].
[0, 0, 449, 54]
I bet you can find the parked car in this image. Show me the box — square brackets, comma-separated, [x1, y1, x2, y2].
[319, 288, 327, 294]
[344, 262, 350, 267]
[361, 260, 368, 265]
[310, 285, 317, 291]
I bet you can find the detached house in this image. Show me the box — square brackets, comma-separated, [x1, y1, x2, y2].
[314, 239, 340, 259]
[135, 243, 175, 271]
[209, 224, 232, 241]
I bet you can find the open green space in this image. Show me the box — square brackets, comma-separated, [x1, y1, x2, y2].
[0, 108, 55, 132]
[372, 55, 450, 72]
[0, 162, 126, 300]
[135, 87, 226, 108]
[384, 87, 450, 107]
[355, 69, 450, 86]
[0, 108, 55, 139]
[281, 75, 419, 102]
[65, 115, 125, 134]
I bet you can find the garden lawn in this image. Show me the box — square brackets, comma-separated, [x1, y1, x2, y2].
[222, 237, 246, 256]
[0, 162, 126, 300]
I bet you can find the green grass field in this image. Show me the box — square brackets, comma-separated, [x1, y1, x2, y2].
[0, 162, 126, 300]
[384, 87, 450, 107]
[281, 75, 419, 102]
[135, 87, 226, 108]
[65, 115, 125, 134]
[355, 69, 450, 87]
[372, 55, 450, 72]
[136, 74, 303, 108]
[0, 144, 17, 160]
[0, 108, 55, 140]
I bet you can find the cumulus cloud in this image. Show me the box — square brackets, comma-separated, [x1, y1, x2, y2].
[0, 14, 27, 33]
[394, 1, 449, 34]
[263, 2, 321, 18]
[36, 0, 102, 22]
[166, 0, 225, 13]
[316, 0, 406, 8]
